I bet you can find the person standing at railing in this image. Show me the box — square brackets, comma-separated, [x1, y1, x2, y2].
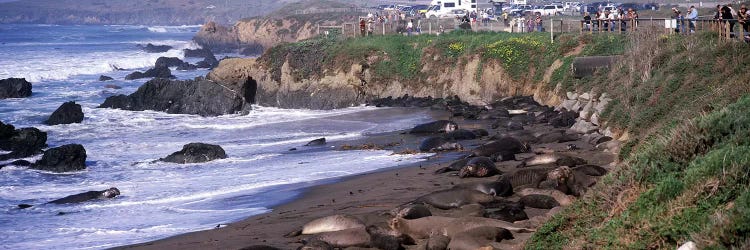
[535, 13, 543, 32]
[593, 11, 601, 31]
[687, 6, 698, 33]
[583, 12, 592, 31]
[607, 10, 617, 32]
[721, 4, 736, 36]
[503, 12, 509, 26]
[672, 8, 685, 33]
[599, 10, 609, 31]
[407, 19, 413, 36]
[618, 6, 627, 31]
[739, 5, 749, 33]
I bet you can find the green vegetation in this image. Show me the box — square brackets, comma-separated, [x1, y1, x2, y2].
[527, 30, 750, 249]
[257, 27, 750, 248]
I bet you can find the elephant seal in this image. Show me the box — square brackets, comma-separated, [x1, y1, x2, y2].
[452, 179, 513, 197]
[20, 187, 121, 209]
[393, 204, 432, 219]
[419, 137, 463, 152]
[472, 129, 489, 137]
[297, 240, 333, 250]
[286, 214, 366, 237]
[305, 138, 326, 146]
[468, 137, 530, 160]
[459, 157, 500, 178]
[485, 202, 528, 222]
[520, 194, 560, 209]
[435, 158, 471, 174]
[414, 189, 494, 210]
[49, 187, 120, 205]
[537, 166, 575, 194]
[535, 131, 579, 143]
[388, 216, 531, 239]
[409, 120, 458, 134]
[573, 164, 608, 176]
[366, 225, 412, 250]
[302, 227, 371, 248]
[517, 188, 575, 206]
[517, 153, 587, 168]
[239, 246, 283, 250]
[442, 129, 478, 140]
[498, 166, 557, 189]
[446, 226, 514, 250]
[426, 234, 450, 250]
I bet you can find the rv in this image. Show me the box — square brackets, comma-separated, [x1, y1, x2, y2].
[425, 0, 478, 18]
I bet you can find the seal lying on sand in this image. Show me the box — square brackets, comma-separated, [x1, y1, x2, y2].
[517, 188, 575, 206]
[517, 153, 587, 168]
[447, 226, 514, 250]
[301, 227, 371, 248]
[18, 187, 121, 209]
[413, 189, 494, 210]
[435, 158, 471, 174]
[286, 214, 366, 237]
[419, 137, 463, 152]
[458, 157, 500, 178]
[388, 216, 532, 239]
[451, 179, 513, 197]
[468, 137, 530, 161]
[409, 120, 458, 134]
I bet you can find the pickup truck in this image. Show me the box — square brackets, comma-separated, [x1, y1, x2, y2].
[533, 4, 563, 15]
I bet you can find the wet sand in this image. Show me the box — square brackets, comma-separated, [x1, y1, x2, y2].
[117, 108, 616, 250]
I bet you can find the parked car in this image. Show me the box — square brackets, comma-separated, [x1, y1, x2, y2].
[533, 4, 563, 15]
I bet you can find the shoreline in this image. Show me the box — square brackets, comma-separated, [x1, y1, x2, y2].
[116, 109, 460, 250]
[117, 102, 617, 249]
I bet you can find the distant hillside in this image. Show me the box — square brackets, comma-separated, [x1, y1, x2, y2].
[0, 0, 300, 25]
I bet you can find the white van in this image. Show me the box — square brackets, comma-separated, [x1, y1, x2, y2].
[425, 0, 478, 18]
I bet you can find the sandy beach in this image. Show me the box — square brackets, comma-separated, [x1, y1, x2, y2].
[117, 105, 616, 250]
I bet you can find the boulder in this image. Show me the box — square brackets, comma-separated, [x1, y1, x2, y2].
[124, 66, 174, 80]
[183, 48, 215, 58]
[154, 57, 186, 68]
[98, 75, 114, 81]
[0, 123, 47, 161]
[0, 78, 32, 99]
[549, 110, 578, 128]
[139, 43, 172, 53]
[193, 22, 240, 53]
[99, 77, 248, 116]
[566, 92, 578, 100]
[31, 144, 87, 172]
[195, 53, 219, 69]
[569, 119, 599, 134]
[160, 143, 227, 164]
[45, 101, 84, 125]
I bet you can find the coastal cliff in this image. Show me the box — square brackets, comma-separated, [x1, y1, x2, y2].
[207, 30, 750, 248]
[193, 1, 366, 53]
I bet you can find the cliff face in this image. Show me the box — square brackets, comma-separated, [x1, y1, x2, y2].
[206, 52, 567, 111]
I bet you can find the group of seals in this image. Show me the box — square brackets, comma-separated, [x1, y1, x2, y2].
[282, 95, 614, 249]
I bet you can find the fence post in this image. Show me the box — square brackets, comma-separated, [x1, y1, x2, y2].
[429, 22, 432, 34]
[550, 18, 554, 43]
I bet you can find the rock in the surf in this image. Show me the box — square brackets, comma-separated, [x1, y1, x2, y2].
[98, 77, 248, 116]
[45, 101, 84, 125]
[160, 143, 227, 164]
[138, 43, 172, 53]
[0, 122, 47, 161]
[31, 144, 87, 172]
[124, 65, 174, 80]
[0, 78, 32, 99]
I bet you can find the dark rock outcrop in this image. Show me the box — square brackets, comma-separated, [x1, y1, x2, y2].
[124, 66, 174, 80]
[183, 48, 215, 58]
[30, 144, 87, 172]
[98, 77, 249, 116]
[139, 43, 173, 53]
[0, 78, 32, 99]
[154, 57, 197, 71]
[196, 53, 219, 69]
[98, 75, 114, 81]
[0, 122, 47, 161]
[45, 101, 84, 125]
[160, 143, 227, 164]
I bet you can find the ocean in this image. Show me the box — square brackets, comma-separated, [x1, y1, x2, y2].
[0, 24, 433, 249]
